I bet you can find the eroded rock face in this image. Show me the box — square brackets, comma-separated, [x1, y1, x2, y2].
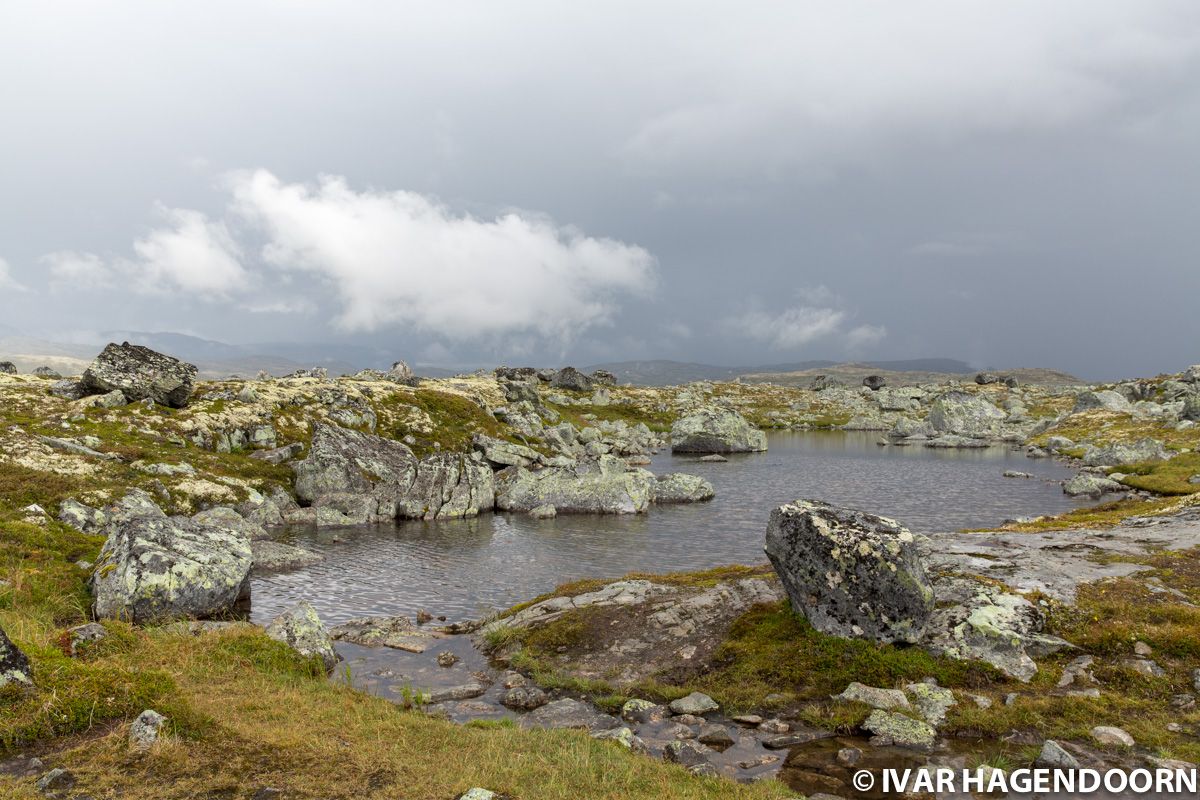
[764, 500, 933, 644]
[670, 407, 767, 454]
[293, 424, 494, 521]
[0, 625, 34, 689]
[927, 392, 1005, 439]
[495, 455, 655, 514]
[265, 601, 339, 671]
[81, 342, 198, 408]
[91, 492, 252, 623]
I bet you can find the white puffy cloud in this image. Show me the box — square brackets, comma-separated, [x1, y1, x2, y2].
[43, 251, 114, 291]
[227, 169, 656, 340]
[0, 257, 29, 292]
[725, 287, 884, 352]
[127, 206, 247, 296]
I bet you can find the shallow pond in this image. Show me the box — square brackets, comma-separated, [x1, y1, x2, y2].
[252, 431, 1092, 625]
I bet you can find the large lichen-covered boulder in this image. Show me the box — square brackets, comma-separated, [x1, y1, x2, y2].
[1082, 437, 1170, 466]
[265, 601, 339, 671]
[0, 626, 34, 689]
[1073, 389, 1132, 414]
[764, 500, 934, 644]
[927, 392, 1005, 439]
[670, 407, 767, 454]
[81, 342, 198, 408]
[495, 455, 655, 514]
[550, 366, 594, 393]
[91, 493, 252, 623]
[293, 424, 493, 521]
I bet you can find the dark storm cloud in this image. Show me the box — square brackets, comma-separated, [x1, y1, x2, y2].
[1, 1, 1198, 378]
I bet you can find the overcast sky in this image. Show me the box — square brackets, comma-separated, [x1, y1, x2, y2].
[2, 1, 1198, 380]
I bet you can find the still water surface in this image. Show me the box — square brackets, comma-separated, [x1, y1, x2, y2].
[252, 431, 1090, 625]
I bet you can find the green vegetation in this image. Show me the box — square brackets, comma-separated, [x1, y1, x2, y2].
[1117, 452, 1200, 496]
[376, 387, 542, 457]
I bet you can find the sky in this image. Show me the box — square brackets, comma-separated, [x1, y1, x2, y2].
[1, 1, 1199, 380]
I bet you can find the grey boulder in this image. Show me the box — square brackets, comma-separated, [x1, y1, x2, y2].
[550, 366, 594, 393]
[764, 500, 933, 644]
[928, 392, 1005, 439]
[0, 625, 34, 689]
[265, 601, 339, 671]
[81, 342, 198, 408]
[496, 455, 655, 514]
[651, 473, 715, 504]
[670, 407, 767, 453]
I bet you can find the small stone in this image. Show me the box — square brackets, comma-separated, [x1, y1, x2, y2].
[591, 726, 646, 753]
[967, 694, 993, 709]
[732, 714, 763, 726]
[668, 723, 697, 740]
[697, 724, 735, 748]
[673, 713, 705, 726]
[698, 454, 728, 463]
[1091, 725, 1135, 747]
[436, 651, 459, 667]
[736, 754, 780, 769]
[426, 683, 486, 703]
[904, 682, 956, 726]
[621, 699, 667, 724]
[1004, 693, 1018, 706]
[762, 732, 822, 749]
[500, 686, 548, 711]
[501, 671, 528, 689]
[663, 739, 712, 768]
[1167, 723, 1184, 733]
[416, 610, 433, 624]
[668, 691, 719, 716]
[1036, 739, 1079, 769]
[1134, 641, 1152, 656]
[836, 747, 862, 766]
[757, 718, 789, 734]
[1193, 668, 1200, 693]
[36, 768, 76, 793]
[458, 790, 497, 800]
[129, 709, 166, 751]
[1124, 657, 1165, 678]
[862, 710, 937, 749]
[67, 622, 108, 657]
[1171, 694, 1196, 710]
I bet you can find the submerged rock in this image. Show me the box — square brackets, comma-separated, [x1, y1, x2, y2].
[91, 493, 252, 623]
[670, 407, 767, 453]
[651, 473, 715, 504]
[329, 615, 440, 653]
[81, 341, 198, 408]
[495, 455, 654, 514]
[0, 625, 34, 689]
[764, 500, 933, 644]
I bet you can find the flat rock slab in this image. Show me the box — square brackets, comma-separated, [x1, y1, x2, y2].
[330, 616, 443, 653]
[518, 698, 619, 732]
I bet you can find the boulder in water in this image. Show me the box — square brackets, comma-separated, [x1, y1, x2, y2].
[928, 391, 1005, 439]
[670, 407, 767, 454]
[651, 473, 715, 504]
[496, 455, 654, 514]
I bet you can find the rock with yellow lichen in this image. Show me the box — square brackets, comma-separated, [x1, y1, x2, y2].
[764, 499, 934, 644]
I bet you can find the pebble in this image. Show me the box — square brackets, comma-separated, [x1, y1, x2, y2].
[1091, 726, 1135, 747]
[1134, 641, 1153, 656]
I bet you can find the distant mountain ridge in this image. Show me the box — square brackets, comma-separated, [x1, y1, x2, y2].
[583, 358, 982, 386]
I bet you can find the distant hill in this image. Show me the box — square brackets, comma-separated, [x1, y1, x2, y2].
[738, 362, 1082, 388]
[584, 358, 982, 386]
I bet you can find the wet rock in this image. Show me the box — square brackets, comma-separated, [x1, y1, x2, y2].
[1091, 726, 1134, 747]
[762, 732, 826, 749]
[1003, 470, 1033, 479]
[663, 739, 713, 768]
[129, 709, 166, 751]
[0, 625, 34, 689]
[91, 494, 252, 623]
[757, 718, 789, 734]
[550, 367, 594, 393]
[518, 698, 618, 732]
[668, 691, 719, 715]
[495, 455, 654, 515]
[670, 407, 767, 453]
[905, 682, 955, 726]
[732, 714, 763, 726]
[651, 473, 715, 504]
[928, 391, 1006, 439]
[436, 651, 459, 667]
[833, 682, 910, 711]
[765, 500, 933, 644]
[668, 722, 696, 740]
[265, 601, 339, 671]
[621, 699, 667, 724]
[1082, 437, 1170, 466]
[528, 504, 557, 519]
[698, 454, 728, 463]
[697, 724, 734, 748]
[81, 342, 198, 408]
[294, 424, 494, 521]
[501, 686, 548, 710]
[836, 747, 862, 766]
[251, 540, 323, 573]
[66, 622, 108, 657]
[1036, 739, 1079, 769]
[427, 683, 487, 703]
[862, 710, 936, 748]
[329, 616, 438, 653]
